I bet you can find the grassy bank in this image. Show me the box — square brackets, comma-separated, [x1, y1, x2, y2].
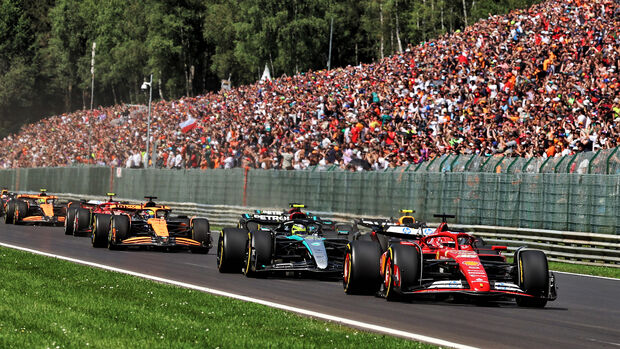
[0, 247, 433, 348]
[548, 261, 620, 279]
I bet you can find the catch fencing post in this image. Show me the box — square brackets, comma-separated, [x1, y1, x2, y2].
[242, 167, 249, 207]
[554, 155, 567, 173]
[588, 150, 602, 174]
[605, 147, 618, 174]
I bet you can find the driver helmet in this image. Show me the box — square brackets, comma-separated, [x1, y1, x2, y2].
[38, 198, 47, 204]
[291, 223, 307, 235]
[144, 209, 155, 219]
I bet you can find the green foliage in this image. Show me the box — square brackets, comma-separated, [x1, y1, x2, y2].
[0, 0, 36, 127]
[0, 0, 543, 137]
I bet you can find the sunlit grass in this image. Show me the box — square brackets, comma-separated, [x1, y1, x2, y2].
[0, 247, 434, 348]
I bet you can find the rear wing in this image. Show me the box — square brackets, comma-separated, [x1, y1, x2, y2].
[239, 214, 286, 231]
[354, 218, 397, 229]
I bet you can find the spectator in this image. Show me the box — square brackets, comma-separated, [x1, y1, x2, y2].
[0, 0, 618, 171]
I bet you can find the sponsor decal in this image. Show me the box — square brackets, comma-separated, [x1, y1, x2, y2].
[311, 242, 321, 246]
[463, 261, 480, 267]
[422, 228, 434, 236]
[455, 251, 478, 257]
[251, 214, 286, 221]
[402, 227, 411, 234]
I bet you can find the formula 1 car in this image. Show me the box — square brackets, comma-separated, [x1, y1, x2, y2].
[91, 196, 211, 253]
[4, 189, 67, 226]
[343, 213, 557, 307]
[217, 218, 350, 278]
[65, 193, 128, 236]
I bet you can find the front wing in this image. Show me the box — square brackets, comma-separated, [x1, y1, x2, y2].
[18, 215, 66, 225]
[117, 236, 209, 249]
[392, 274, 557, 300]
[255, 260, 343, 275]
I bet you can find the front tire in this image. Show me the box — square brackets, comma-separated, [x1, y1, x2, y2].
[343, 240, 382, 294]
[217, 228, 248, 273]
[515, 249, 549, 308]
[244, 230, 273, 277]
[108, 215, 130, 250]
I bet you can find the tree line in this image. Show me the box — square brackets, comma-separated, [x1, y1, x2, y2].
[0, 0, 537, 137]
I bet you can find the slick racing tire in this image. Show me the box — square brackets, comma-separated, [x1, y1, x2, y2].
[190, 218, 211, 254]
[384, 244, 421, 301]
[217, 228, 247, 273]
[73, 208, 91, 236]
[515, 249, 549, 308]
[65, 207, 77, 235]
[13, 200, 28, 225]
[4, 200, 15, 224]
[343, 240, 382, 295]
[244, 230, 273, 277]
[108, 215, 130, 250]
[92, 214, 111, 248]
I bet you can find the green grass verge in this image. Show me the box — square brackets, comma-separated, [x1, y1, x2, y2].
[547, 261, 620, 279]
[0, 247, 434, 348]
[505, 256, 619, 279]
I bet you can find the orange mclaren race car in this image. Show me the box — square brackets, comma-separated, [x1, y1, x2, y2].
[4, 189, 67, 226]
[91, 196, 211, 253]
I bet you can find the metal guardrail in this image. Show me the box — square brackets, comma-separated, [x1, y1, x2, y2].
[50, 193, 620, 268]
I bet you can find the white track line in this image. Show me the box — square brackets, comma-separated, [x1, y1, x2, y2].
[0, 242, 477, 349]
[552, 270, 620, 281]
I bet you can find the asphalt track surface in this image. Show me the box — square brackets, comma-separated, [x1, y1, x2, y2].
[1, 222, 619, 349]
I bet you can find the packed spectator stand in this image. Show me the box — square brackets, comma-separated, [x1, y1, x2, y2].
[1, 0, 618, 171]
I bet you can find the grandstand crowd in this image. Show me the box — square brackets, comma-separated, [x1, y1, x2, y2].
[1, 0, 618, 171]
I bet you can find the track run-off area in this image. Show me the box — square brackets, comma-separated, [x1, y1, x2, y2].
[1, 223, 619, 349]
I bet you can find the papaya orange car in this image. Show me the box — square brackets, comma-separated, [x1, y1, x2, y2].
[4, 189, 67, 226]
[91, 196, 211, 253]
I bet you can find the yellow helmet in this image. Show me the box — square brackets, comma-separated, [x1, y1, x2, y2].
[291, 223, 307, 235]
[145, 209, 155, 219]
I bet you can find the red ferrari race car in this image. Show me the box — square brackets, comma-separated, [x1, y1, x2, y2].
[64, 193, 127, 236]
[4, 189, 67, 226]
[343, 213, 557, 307]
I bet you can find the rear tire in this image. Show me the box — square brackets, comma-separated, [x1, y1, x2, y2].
[217, 228, 248, 273]
[190, 218, 211, 254]
[92, 214, 111, 248]
[343, 240, 382, 294]
[385, 244, 421, 301]
[515, 249, 549, 308]
[244, 230, 273, 277]
[65, 206, 77, 235]
[4, 200, 15, 224]
[73, 208, 91, 236]
[108, 215, 130, 250]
